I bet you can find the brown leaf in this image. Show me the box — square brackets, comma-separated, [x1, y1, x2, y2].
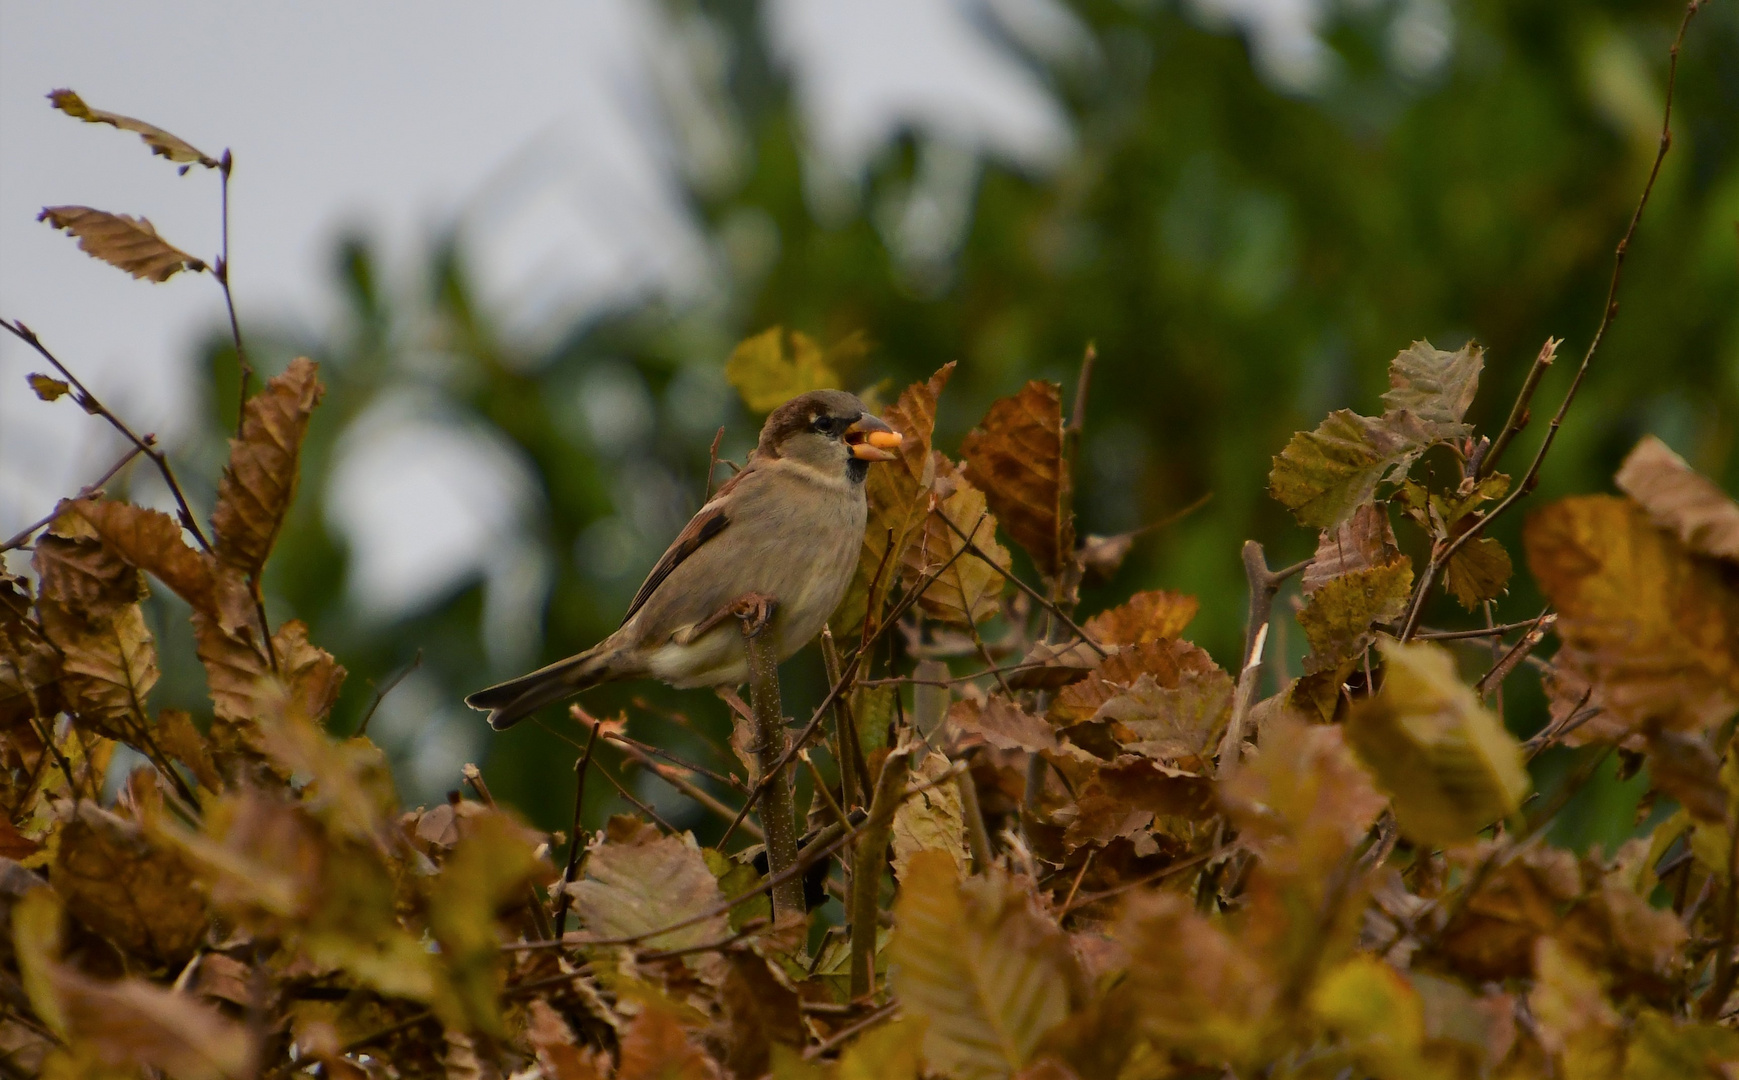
[832, 363, 955, 637]
[1006, 639, 1103, 691]
[1444, 536, 1513, 610]
[155, 708, 223, 792]
[39, 597, 157, 740]
[1645, 728, 1727, 825]
[1222, 715, 1387, 873]
[1051, 639, 1220, 727]
[949, 695, 1057, 753]
[1302, 502, 1399, 594]
[717, 952, 805, 1079]
[54, 966, 255, 1080]
[38, 206, 207, 282]
[1083, 589, 1198, 646]
[1120, 890, 1271, 1066]
[51, 803, 206, 964]
[617, 1004, 720, 1080]
[570, 827, 728, 951]
[32, 511, 145, 618]
[526, 1000, 610, 1080]
[199, 618, 345, 753]
[892, 753, 969, 884]
[1296, 555, 1413, 670]
[1, 575, 64, 731]
[213, 357, 326, 578]
[1077, 532, 1135, 583]
[27, 372, 70, 402]
[1616, 434, 1739, 563]
[1525, 495, 1739, 738]
[1091, 665, 1233, 766]
[961, 380, 1075, 580]
[901, 458, 1011, 625]
[72, 499, 248, 627]
[427, 810, 543, 1036]
[49, 88, 219, 167]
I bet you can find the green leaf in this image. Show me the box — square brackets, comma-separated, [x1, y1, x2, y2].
[1345, 639, 1529, 845]
[1297, 555, 1414, 670]
[1381, 339, 1483, 437]
[890, 851, 1074, 1080]
[1269, 410, 1430, 529]
[28, 373, 70, 402]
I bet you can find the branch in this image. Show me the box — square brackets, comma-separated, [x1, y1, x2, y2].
[933, 508, 1107, 657]
[0, 442, 144, 553]
[851, 746, 911, 997]
[551, 722, 602, 936]
[1477, 337, 1560, 480]
[738, 596, 804, 920]
[213, 150, 251, 438]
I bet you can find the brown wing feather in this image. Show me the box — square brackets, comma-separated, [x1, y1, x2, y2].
[619, 466, 751, 626]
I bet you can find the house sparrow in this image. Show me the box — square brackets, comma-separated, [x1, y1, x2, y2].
[466, 389, 903, 730]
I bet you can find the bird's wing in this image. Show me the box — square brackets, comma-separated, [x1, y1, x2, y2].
[619, 465, 753, 627]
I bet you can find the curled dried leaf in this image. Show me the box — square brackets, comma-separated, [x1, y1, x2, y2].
[961, 380, 1074, 580]
[1083, 589, 1198, 646]
[213, 357, 326, 578]
[27, 372, 70, 402]
[39, 206, 207, 282]
[49, 88, 219, 168]
[1616, 434, 1739, 564]
[901, 458, 1010, 626]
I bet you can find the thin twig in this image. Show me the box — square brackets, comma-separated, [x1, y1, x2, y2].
[0, 443, 145, 553]
[551, 721, 602, 936]
[1700, 821, 1739, 1019]
[214, 150, 252, 439]
[1415, 618, 1554, 642]
[622, 731, 764, 840]
[934, 509, 1106, 657]
[598, 763, 679, 833]
[803, 1002, 901, 1060]
[1402, 0, 1702, 641]
[703, 424, 726, 504]
[1478, 337, 1560, 480]
[738, 597, 804, 919]
[354, 649, 422, 738]
[1063, 844, 1229, 914]
[2, 320, 212, 552]
[1473, 610, 1556, 698]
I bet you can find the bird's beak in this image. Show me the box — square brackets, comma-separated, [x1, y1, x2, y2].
[845, 414, 902, 461]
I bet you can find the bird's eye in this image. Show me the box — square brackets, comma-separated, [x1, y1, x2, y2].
[812, 415, 840, 436]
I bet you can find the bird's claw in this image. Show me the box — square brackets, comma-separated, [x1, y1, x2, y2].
[729, 592, 777, 639]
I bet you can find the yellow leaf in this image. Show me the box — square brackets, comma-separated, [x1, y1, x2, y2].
[1345, 639, 1528, 845]
[900, 459, 1010, 626]
[1119, 890, 1270, 1066]
[1443, 535, 1512, 609]
[837, 1016, 927, 1080]
[213, 357, 326, 578]
[889, 851, 1074, 1080]
[832, 363, 955, 638]
[428, 811, 543, 1036]
[1309, 955, 1428, 1080]
[38, 205, 207, 282]
[1525, 495, 1739, 738]
[11, 887, 66, 1036]
[961, 380, 1074, 580]
[49, 88, 219, 168]
[27, 372, 70, 402]
[1296, 555, 1413, 669]
[725, 326, 842, 413]
[1530, 937, 1623, 1080]
[892, 754, 969, 884]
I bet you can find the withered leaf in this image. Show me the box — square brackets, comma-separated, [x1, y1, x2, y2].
[27, 372, 70, 402]
[41, 600, 158, 739]
[1092, 665, 1233, 765]
[1083, 588, 1198, 646]
[39, 206, 207, 282]
[73, 499, 248, 627]
[724, 326, 841, 413]
[570, 826, 727, 951]
[1296, 555, 1413, 670]
[833, 363, 955, 637]
[1444, 536, 1513, 610]
[1051, 639, 1219, 727]
[32, 512, 145, 618]
[1381, 339, 1483, 437]
[1525, 495, 1739, 738]
[1302, 502, 1399, 594]
[1222, 715, 1386, 871]
[212, 357, 325, 579]
[617, 1004, 720, 1080]
[428, 811, 543, 1036]
[892, 754, 969, 885]
[155, 709, 221, 792]
[52, 964, 254, 1080]
[1269, 409, 1431, 529]
[1345, 640, 1528, 846]
[961, 380, 1074, 580]
[49, 88, 219, 168]
[949, 695, 1057, 753]
[1120, 891, 1270, 1066]
[902, 458, 1010, 625]
[51, 802, 206, 964]
[526, 1000, 610, 1080]
[1006, 638, 1102, 692]
[1615, 434, 1739, 563]
[890, 851, 1075, 1080]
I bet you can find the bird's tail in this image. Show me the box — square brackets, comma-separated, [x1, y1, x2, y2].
[465, 647, 627, 730]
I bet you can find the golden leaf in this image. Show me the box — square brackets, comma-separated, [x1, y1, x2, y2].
[1444, 535, 1513, 610]
[1296, 555, 1414, 670]
[213, 357, 326, 578]
[889, 851, 1075, 1080]
[1615, 434, 1739, 563]
[49, 88, 218, 168]
[1308, 955, 1428, 1079]
[72, 499, 249, 628]
[901, 458, 1010, 626]
[155, 708, 222, 791]
[892, 754, 969, 884]
[38, 205, 207, 282]
[836, 1016, 927, 1080]
[1345, 639, 1528, 845]
[1525, 495, 1739, 738]
[1083, 588, 1198, 646]
[724, 326, 842, 413]
[51, 802, 206, 964]
[961, 380, 1074, 580]
[27, 372, 70, 402]
[832, 363, 955, 638]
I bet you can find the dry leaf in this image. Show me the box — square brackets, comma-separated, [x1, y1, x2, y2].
[949, 695, 1057, 753]
[1381, 339, 1483, 438]
[901, 457, 1011, 625]
[213, 357, 326, 579]
[892, 754, 968, 884]
[1051, 639, 1220, 727]
[1083, 589, 1198, 646]
[38, 206, 207, 282]
[48, 88, 218, 168]
[1444, 536, 1513, 610]
[1296, 555, 1413, 670]
[1615, 434, 1739, 563]
[617, 1004, 721, 1080]
[570, 827, 727, 951]
[27, 373, 70, 402]
[51, 802, 206, 964]
[1302, 502, 1399, 594]
[961, 380, 1075, 580]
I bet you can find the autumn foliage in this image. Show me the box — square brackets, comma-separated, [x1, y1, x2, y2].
[5, 23, 1739, 1078]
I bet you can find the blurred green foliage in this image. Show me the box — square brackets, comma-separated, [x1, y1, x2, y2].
[152, 0, 1735, 846]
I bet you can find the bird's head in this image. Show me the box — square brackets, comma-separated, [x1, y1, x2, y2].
[756, 389, 902, 482]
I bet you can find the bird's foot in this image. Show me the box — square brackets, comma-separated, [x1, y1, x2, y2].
[729, 592, 778, 639]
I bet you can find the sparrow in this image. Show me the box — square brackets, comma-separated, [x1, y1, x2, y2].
[466, 389, 903, 730]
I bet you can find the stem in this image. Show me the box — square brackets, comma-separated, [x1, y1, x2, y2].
[851, 747, 911, 997]
[821, 628, 862, 809]
[551, 722, 601, 936]
[2, 320, 212, 552]
[1701, 818, 1739, 1020]
[1478, 337, 1560, 480]
[0, 443, 145, 553]
[741, 606, 804, 920]
[1402, 0, 1702, 641]
[216, 151, 252, 438]
[934, 509, 1106, 657]
[956, 762, 993, 872]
